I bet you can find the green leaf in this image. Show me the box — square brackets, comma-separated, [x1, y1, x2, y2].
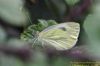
[20, 19, 57, 42]
[7, 38, 27, 48]
[0, 0, 28, 26]
[38, 19, 49, 28]
[52, 57, 72, 66]
[0, 54, 24, 66]
[84, 3, 100, 41]
[84, 14, 100, 60]
[47, 20, 58, 25]
[84, 3, 100, 60]
[65, 0, 80, 6]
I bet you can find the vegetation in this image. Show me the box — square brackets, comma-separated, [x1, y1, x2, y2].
[0, 0, 100, 66]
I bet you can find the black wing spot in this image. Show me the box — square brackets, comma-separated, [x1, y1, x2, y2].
[59, 27, 66, 31]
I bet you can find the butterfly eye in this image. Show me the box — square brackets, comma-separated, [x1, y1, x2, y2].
[60, 27, 66, 31]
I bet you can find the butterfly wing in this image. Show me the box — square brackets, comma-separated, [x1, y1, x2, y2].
[38, 22, 80, 50]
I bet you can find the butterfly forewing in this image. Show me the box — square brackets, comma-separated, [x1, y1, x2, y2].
[38, 22, 80, 50]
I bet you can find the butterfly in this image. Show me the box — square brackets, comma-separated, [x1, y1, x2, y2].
[21, 22, 80, 50]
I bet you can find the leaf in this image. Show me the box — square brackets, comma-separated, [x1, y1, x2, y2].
[20, 19, 57, 41]
[52, 57, 72, 66]
[65, 0, 80, 6]
[0, 54, 24, 66]
[38, 19, 49, 28]
[47, 20, 58, 25]
[7, 38, 27, 48]
[84, 3, 100, 41]
[84, 14, 100, 60]
[0, 0, 28, 26]
[83, 3, 100, 60]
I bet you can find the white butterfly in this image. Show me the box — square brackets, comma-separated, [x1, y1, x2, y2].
[32, 22, 80, 50]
